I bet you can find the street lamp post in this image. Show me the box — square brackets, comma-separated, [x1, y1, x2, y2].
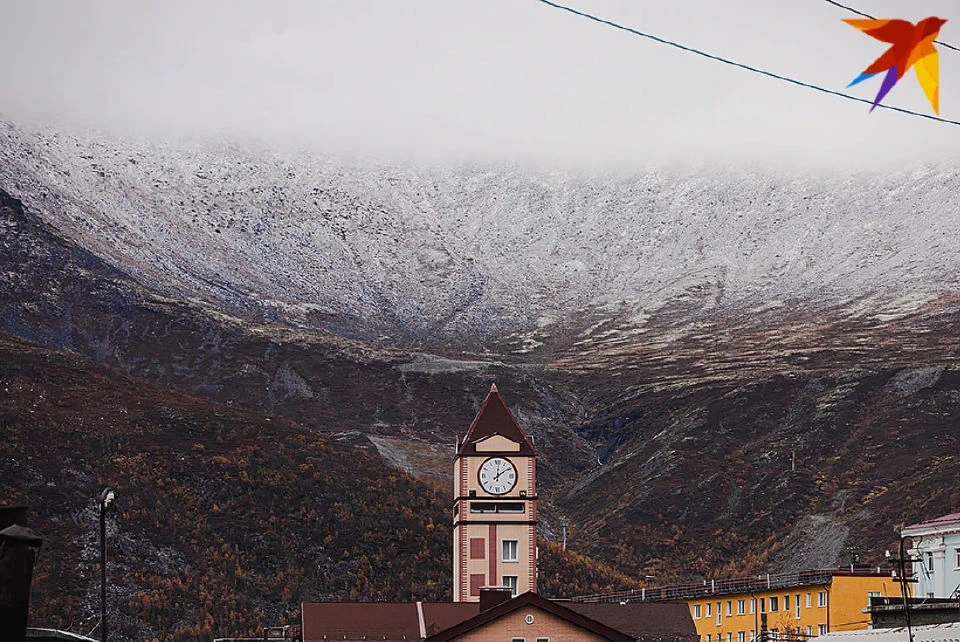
[99, 487, 115, 642]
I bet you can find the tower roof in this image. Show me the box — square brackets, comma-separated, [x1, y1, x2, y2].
[457, 384, 536, 457]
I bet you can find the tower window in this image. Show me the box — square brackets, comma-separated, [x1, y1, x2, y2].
[470, 502, 525, 513]
[470, 538, 485, 560]
[503, 540, 519, 562]
[469, 574, 485, 597]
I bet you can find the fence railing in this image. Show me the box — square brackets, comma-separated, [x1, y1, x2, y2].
[572, 567, 893, 603]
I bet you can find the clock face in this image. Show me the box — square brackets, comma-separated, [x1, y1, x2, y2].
[479, 457, 517, 495]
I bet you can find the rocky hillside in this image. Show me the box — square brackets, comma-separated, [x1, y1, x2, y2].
[4, 119, 960, 351]
[0, 332, 640, 639]
[0, 187, 597, 492]
[0, 330, 452, 640]
[4, 119, 960, 633]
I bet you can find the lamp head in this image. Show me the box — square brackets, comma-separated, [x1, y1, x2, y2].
[100, 487, 115, 508]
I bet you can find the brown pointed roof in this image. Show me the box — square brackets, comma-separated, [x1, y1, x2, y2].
[457, 384, 535, 457]
[422, 592, 634, 642]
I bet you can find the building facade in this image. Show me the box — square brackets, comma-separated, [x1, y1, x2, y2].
[453, 384, 538, 602]
[574, 570, 903, 642]
[302, 590, 699, 642]
[903, 512, 960, 599]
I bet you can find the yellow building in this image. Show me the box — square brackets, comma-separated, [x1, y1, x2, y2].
[575, 570, 903, 642]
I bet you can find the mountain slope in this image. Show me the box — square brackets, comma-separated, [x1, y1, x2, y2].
[0, 331, 637, 639]
[0, 186, 598, 492]
[5, 119, 960, 611]
[4, 120, 960, 350]
[0, 331, 451, 640]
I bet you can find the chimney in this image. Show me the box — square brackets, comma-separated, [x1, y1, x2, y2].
[0, 506, 43, 642]
[479, 587, 513, 612]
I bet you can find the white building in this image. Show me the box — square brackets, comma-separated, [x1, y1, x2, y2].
[902, 512, 960, 599]
[820, 622, 960, 642]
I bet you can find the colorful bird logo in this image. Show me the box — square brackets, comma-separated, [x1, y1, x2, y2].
[844, 17, 947, 114]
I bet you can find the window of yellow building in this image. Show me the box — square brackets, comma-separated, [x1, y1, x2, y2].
[737, 599, 745, 615]
[805, 593, 812, 608]
[727, 601, 732, 616]
[694, 604, 701, 618]
[817, 591, 827, 607]
[770, 596, 778, 612]
[750, 599, 756, 614]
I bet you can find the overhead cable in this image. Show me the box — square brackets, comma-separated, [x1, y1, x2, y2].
[538, 0, 960, 127]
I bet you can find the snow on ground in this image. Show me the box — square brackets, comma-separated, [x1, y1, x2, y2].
[2, 118, 960, 349]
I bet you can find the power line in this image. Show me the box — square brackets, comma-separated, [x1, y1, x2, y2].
[822, 0, 960, 53]
[537, 0, 960, 127]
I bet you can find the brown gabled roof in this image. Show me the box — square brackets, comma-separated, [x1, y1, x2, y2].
[457, 384, 535, 457]
[422, 592, 634, 642]
[567, 602, 699, 640]
[301, 602, 478, 641]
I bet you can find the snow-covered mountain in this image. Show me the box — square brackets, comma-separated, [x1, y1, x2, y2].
[9, 117, 960, 607]
[3, 118, 960, 351]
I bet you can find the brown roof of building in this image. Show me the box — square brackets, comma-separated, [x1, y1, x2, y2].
[301, 594, 695, 642]
[567, 602, 699, 640]
[301, 602, 478, 641]
[421, 604, 481, 638]
[903, 512, 960, 533]
[456, 384, 535, 457]
[422, 592, 634, 642]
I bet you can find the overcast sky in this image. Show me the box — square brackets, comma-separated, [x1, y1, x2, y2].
[1, 0, 958, 170]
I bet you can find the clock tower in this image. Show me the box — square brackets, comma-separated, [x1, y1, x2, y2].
[453, 384, 537, 602]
